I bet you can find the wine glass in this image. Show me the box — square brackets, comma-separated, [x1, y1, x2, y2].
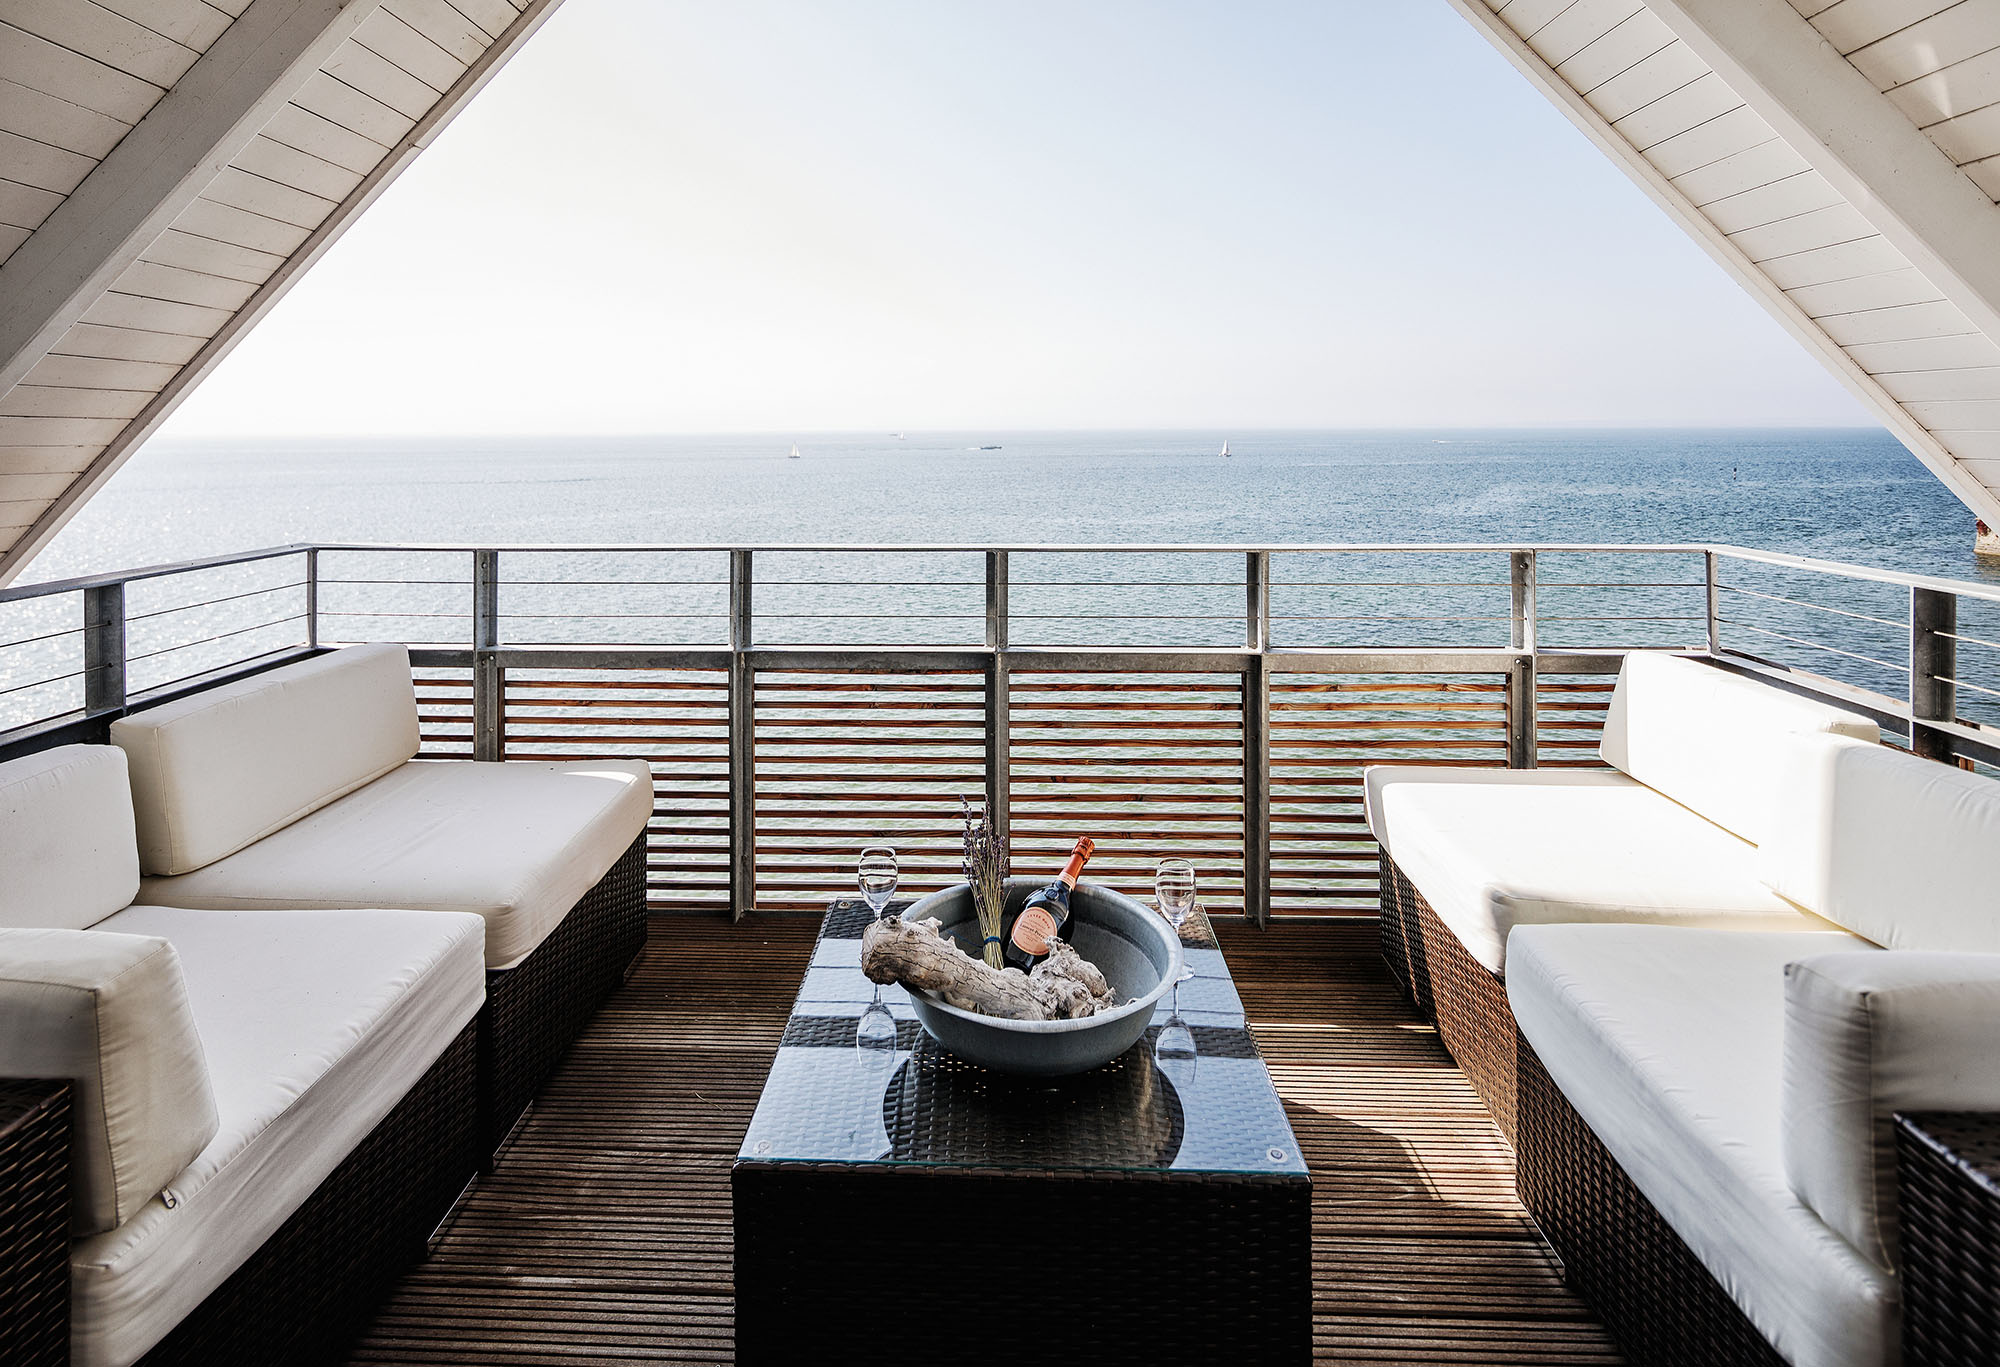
[1154, 858, 1198, 1063]
[856, 847, 900, 1052]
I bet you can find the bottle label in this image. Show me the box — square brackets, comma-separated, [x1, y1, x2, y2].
[1011, 907, 1058, 956]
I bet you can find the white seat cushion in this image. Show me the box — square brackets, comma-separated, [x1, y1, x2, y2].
[1364, 766, 1832, 974]
[1761, 732, 2000, 952]
[1783, 951, 2000, 1270]
[0, 928, 217, 1235]
[111, 643, 421, 876]
[1600, 653, 1878, 845]
[1508, 924, 1894, 1367]
[70, 905, 484, 1367]
[133, 757, 654, 969]
[0, 745, 139, 929]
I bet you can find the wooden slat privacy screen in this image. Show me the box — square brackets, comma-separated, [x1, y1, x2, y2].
[752, 672, 985, 912]
[1270, 677, 1509, 916]
[1010, 672, 1247, 919]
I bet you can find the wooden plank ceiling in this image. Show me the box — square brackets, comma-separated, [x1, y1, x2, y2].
[0, 0, 562, 585]
[1452, 0, 2000, 527]
[5, 0, 2000, 588]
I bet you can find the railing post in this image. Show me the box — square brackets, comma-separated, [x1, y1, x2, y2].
[729, 549, 755, 921]
[472, 550, 503, 762]
[984, 550, 1010, 858]
[304, 547, 320, 649]
[82, 582, 125, 719]
[1507, 550, 1537, 770]
[1243, 550, 1271, 927]
[1704, 550, 1720, 655]
[1911, 586, 1957, 762]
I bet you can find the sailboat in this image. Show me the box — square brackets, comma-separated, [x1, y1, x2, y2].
[788, 444, 801, 460]
[1221, 440, 1231, 458]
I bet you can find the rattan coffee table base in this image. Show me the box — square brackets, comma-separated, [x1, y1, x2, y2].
[733, 1163, 1309, 1364]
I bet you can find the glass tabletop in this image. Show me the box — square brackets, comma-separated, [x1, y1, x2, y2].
[737, 899, 1308, 1179]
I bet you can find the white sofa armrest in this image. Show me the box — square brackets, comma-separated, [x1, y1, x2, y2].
[1782, 951, 2000, 1269]
[0, 928, 219, 1234]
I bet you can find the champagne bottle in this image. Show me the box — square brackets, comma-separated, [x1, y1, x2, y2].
[1005, 837, 1097, 973]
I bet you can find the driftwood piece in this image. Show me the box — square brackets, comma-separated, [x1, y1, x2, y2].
[860, 916, 1119, 1021]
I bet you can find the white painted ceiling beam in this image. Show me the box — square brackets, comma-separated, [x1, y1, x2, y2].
[1647, 0, 2000, 350]
[1445, 0, 2000, 528]
[0, 0, 384, 400]
[0, 0, 570, 587]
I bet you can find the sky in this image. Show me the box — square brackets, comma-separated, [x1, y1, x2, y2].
[159, 0, 1873, 436]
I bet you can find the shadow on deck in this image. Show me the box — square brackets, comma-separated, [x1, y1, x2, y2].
[346, 919, 1622, 1365]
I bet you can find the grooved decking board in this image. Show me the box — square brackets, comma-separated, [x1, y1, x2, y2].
[345, 918, 1622, 1365]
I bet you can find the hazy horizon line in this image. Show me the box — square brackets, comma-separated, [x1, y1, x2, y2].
[152, 422, 1891, 443]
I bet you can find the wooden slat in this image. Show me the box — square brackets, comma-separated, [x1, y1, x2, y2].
[346, 918, 1622, 1364]
[490, 669, 729, 913]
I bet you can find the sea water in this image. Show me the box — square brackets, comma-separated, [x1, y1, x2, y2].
[26, 427, 1999, 583]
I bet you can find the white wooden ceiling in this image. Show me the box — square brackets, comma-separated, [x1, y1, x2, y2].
[3, 0, 2000, 586]
[1453, 0, 2000, 527]
[0, 0, 562, 585]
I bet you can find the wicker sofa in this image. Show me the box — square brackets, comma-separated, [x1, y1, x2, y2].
[1508, 733, 2000, 1367]
[1368, 652, 2000, 1367]
[108, 643, 654, 1148]
[0, 744, 486, 1367]
[1366, 650, 1878, 1139]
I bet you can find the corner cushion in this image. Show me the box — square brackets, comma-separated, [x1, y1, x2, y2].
[1759, 732, 2000, 952]
[1782, 951, 2000, 1271]
[0, 745, 140, 930]
[1599, 652, 1877, 845]
[0, 927, 217, 1235]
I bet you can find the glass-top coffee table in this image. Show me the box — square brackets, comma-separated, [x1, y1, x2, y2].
[732, 898, 1310, 1363]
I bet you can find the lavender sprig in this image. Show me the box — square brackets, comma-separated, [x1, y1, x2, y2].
[961, 796, 1009, 969]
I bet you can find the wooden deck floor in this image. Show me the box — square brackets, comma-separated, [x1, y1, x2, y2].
[347, 918, 1623, 1365]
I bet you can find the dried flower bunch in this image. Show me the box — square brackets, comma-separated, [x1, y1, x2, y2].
[960, 795, 1009, 969]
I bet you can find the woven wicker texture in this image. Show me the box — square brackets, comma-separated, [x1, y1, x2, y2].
[1516, 1035, 1786, 1367]
[1380, 858, 1521, 1143]
[0, 1080, 68, 1367]
[137, 1024, 478, 1367]
[734, 1163, 1310, 1364]
[481, 833, 648, 1150]
[1897, 1111, 2000, 1367]
[879, 1034, 1186, 1166]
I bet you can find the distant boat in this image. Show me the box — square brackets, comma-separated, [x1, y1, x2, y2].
[979, 444, 1002, 450]
[1221, 440, 1231, 458]
[788, 444, 801, 460]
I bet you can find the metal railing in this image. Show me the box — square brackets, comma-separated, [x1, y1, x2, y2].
[4, 541, 1998, 922]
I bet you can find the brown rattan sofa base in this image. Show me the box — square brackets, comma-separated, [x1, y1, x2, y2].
[0, 1080, 69, 1367]
[1380, 856, 1521, 1143]
[480, 833, 648, 1154]
[1515, 1031, 1787, 1367]
[135, 1020, 478, 1367]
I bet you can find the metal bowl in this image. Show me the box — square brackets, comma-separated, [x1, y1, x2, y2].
[898, 877, 1181, 1076]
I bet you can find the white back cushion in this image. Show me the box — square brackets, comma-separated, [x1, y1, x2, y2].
[0, 927, 218, 1234]
[1599, 653, 1878, 844]
[0, 745, 139, 929]
[1783, 952, 2000, 1269]
[112, 644, 420, 876]
[1761, 733, 2000, 950]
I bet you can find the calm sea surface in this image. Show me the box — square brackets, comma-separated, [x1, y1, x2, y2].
[27, 427, 2000, 584]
